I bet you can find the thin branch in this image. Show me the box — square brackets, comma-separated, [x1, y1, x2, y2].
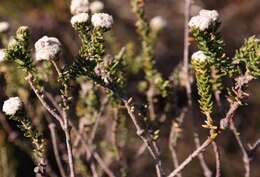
[193, 132, 212, 177]
[169, 123, 182, 177]
[183, 0, 192, 106]
[25, 74, 64, 127]
[248, 138, 260, 159]
[123, 98, 165, 177]
[167, 138, 213, 177]
[230, 122, 250, 177]
[111, 108, 120, 161]
[48, 123, 67, 177]
[88, 98, 107, 145]
[63, 114, 76, 177]
[69, 120, 116, 177]
[45, 91, 63, 116]
[26, 73, 75, 177]
[212, 142, 221, 177]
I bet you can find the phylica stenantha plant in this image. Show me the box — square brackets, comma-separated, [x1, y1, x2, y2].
[0, 1, 259, 177]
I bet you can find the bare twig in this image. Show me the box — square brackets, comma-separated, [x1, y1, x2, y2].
[69, 121, 116, 177]
[25, 74, 64, 127]
[230, 122, 250, 177]
[193, 133, 212, 177]
[88, 98, 107, 145]
[48, 123, 67, 177]
[111, 108, 120, 161]
[169, 123, 182, 177]
[212, 142, 221, 177]
[26, 73, 76, 177]
[183, 0, 192, 106]
[248, 139, 260, 158]
[167, 138, 213, 177]
[123, 98, 165, 177]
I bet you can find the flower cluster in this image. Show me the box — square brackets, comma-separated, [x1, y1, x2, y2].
[91, 13, 113, 29]
[0, 49, 6, 62]
[0, 21, 10, 33]
[71, 13, 89, 27]
[90, 1, 104, 13]
[34, 36, 61, 61]
[2, 97, 22, 116]
[70, 0, 89, 15]
[188, 9, 219, 31]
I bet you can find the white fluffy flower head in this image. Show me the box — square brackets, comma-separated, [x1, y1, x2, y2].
[91, 13, 113, 28]
[70, 0, 89, 15]
[2, 97, 22, 116]
[150, 16, 167, 31]
[71, 13, 89, 27]
[191, 51, 207, 63]
[199, 9, 219, 22]
[188, 9, 219, 31]
[0, 21, 10, 33]
[90, 1, 104, 13]
[0, 49, 6, 62]
[35, 36, 62, 61]
[188, 15, 211, 31]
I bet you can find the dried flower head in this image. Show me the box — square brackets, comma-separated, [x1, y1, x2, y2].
[91, 13, 113, 28]
[0, 49, 6, 62]
[35, 36, 61, 61]
[199, 9, 219, 22]
[150, 16, 167, 31]
[0, 21, 10, 33]
[191, 50, 207, 63]
[71, 13, 89, 27]
[2, 97, 22, 116]
[188, 15, 211, 31]
[70, 0, 89, 15]
[90, 1, 104, 13]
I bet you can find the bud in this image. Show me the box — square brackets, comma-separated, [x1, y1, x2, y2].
[16, 26, 30, 41]
[150, 16, 167, 32]
[191, 50, 207, 63]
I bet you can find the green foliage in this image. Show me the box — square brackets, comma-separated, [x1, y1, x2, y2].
[235, 36, 260, 77]
[191, 59, 213, 116]
[4, 26, 35, 72]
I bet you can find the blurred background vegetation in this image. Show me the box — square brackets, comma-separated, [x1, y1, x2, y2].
[0, 0, 259, 177]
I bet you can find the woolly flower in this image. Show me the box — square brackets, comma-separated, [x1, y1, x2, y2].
[2, 97, 22, 116]
[0, 49, 6, 62]
[71, 13, 89, 27]
[0, 21, 10, 33]
[70, 0, 89, 15]
[35, 36, 61, 61]
[188, 15, 211, 31]
[150, 16, 167, 31]
[199, 9, 219, 22]
[189, 9, 219, 31]
[91, 13, 113, 28]
[90, 1, 104, 13]
[191, 51, 207, 63]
